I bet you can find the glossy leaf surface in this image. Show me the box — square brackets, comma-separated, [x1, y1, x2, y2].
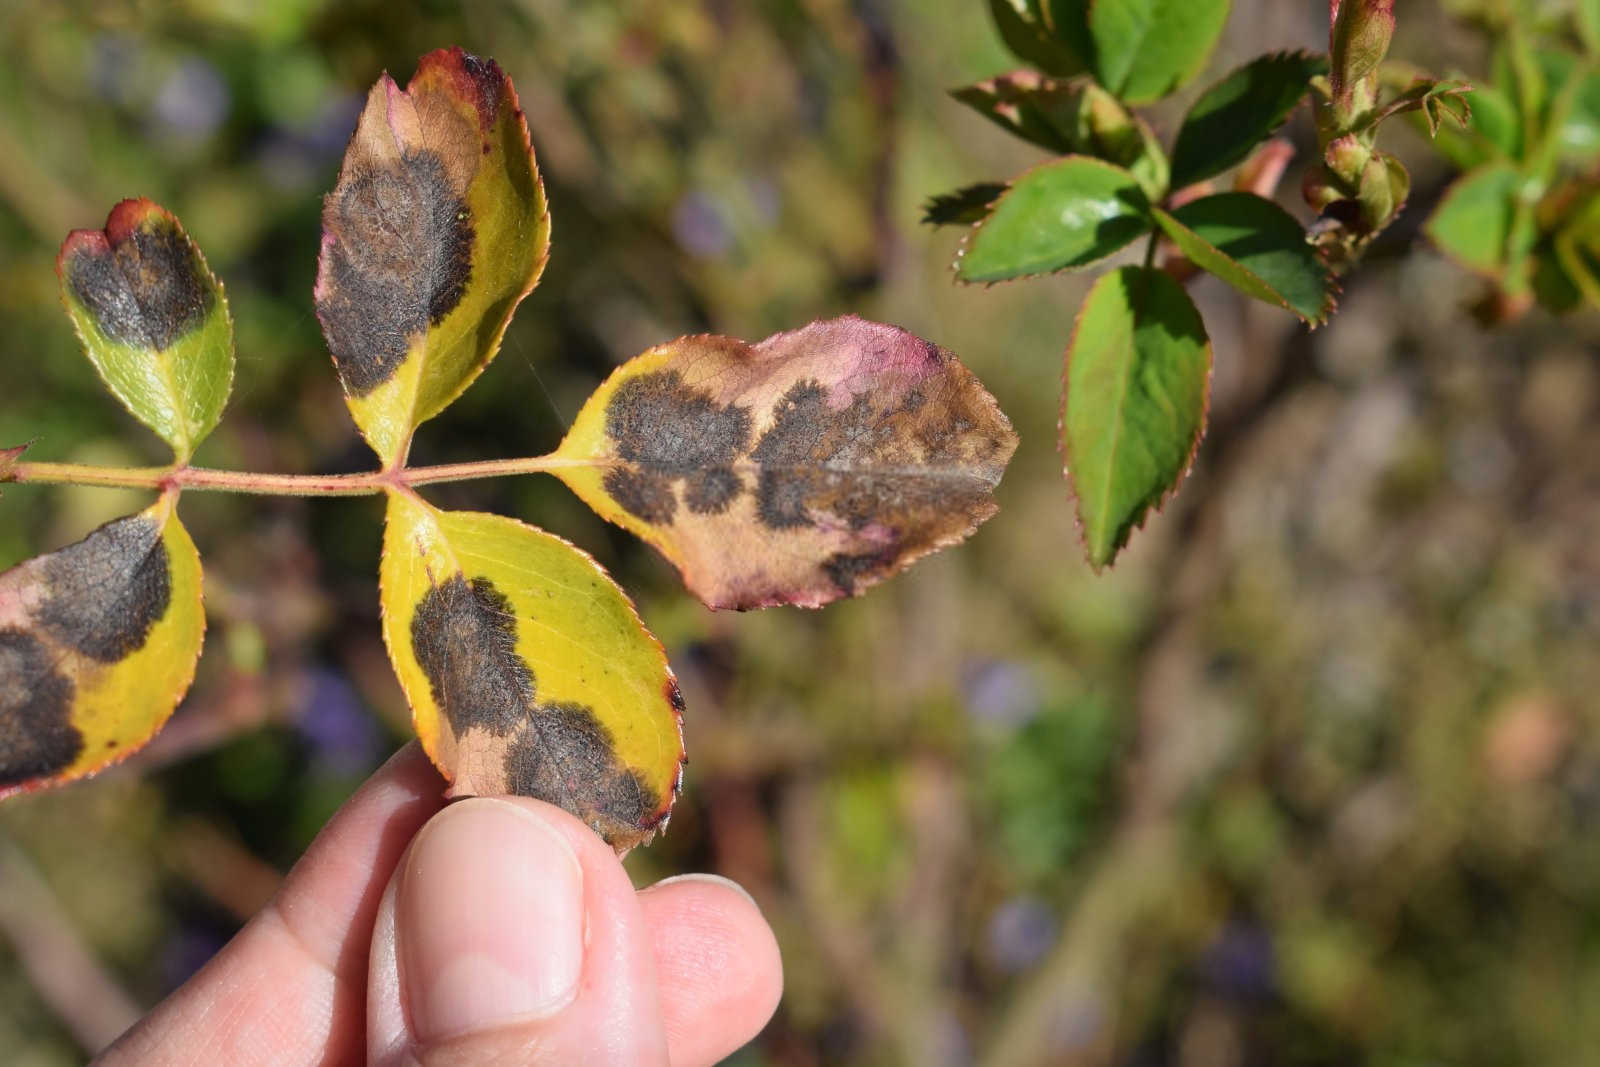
[0, 495, 204, 796]
[58, 200, 233, 463]
[1087, 0, 1231, 105]
[315, 47, 550, 466]
[958, 157, 1151, 283]
[553, 316, 1017, 611]
[380, 492, 683, 852]
[1154, 193, 1335, 324]
[1169, 52, 1327, 190]
[1062, 267, 1211, 568]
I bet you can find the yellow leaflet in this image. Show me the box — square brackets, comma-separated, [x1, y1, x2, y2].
[379, 490, 684, 853]
[316, 48, 551, 467]
[0, 494, 205, 796]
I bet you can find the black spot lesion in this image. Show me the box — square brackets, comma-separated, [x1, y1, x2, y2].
[409, 573, 661, 837]
[602, 371, 753, 524]
[35, 515, 171, 663]
[0, 629, 83, 787]
[66, 220, 213, 351]
[318, 149, 475, 396]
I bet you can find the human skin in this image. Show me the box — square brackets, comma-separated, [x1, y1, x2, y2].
[96, 743, 783, 1066]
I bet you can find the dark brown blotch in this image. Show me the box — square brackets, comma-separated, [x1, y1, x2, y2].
[36, 515, 171, 663]
[319, 149, 475, 396]
[603, 371, 753, 524]
[503, 705, 661, 832]
[0, 629, 83, 787]
[411, 575, 534, 738]
[66, 220, 213, 351]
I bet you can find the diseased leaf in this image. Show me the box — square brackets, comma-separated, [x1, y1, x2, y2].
[315, 47, 550, 467]
[1170, 52, 1328, 190]
[988, 0, 1084, 76]
[57, 200, 233, 463]
[958, 157, 1152, 283]
[0, 494, 204, 796]
[1062, 266, 1211, 568]
[1425, 163, 1521, 277]
[1154, 193, 1335, 325]
[551, 316, 1017, 611]
[380, 492, 683, 853]
[923, 183, 1008, 227]
[951, 73, 1169, 198]
[1087, 0, 1231, 105]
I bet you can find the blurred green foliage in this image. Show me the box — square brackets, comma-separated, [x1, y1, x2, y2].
[0, 2, 1598, 1066]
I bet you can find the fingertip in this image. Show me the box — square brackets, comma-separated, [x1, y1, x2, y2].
[639, 873, 783, 1066]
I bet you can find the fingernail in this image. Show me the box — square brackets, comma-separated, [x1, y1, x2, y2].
[398, 798, 585, 1041]
[648, 872, 761, 910]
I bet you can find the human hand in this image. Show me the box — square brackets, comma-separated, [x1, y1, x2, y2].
[96, 743, 782, 1065]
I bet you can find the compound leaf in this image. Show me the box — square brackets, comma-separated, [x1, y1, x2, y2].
[1087, 0, 1231, 105]
[552, 316, 1017, 611]
[315, 47, 550, 467]
[1062, 266, 1211, 568]
[0, 494, 204, 796]
[1170, 52, 1328, 190]
[1154, 193, 1335, 324]
[58, 200, 233, 463]
[958, 157, 1152, 283]
[1425, 163, 1521, 277]
[380, 492, 683, 853]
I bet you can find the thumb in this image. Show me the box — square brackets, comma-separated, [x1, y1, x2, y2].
[368, 797, 669, 1066]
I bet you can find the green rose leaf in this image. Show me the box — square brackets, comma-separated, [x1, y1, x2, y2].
[1062, 266, 1211, 568]
[1153, 193, 1335, 325]
[958, 157, 1152, 284]
[1169, 52, 1328, 190]
[951, 73, 1169, 198]
[57, 200, 234, 464]
[988, 0, 1084, 76]
[1085, 0, 1231, 105]
[922, 183, 1008, 227]
[1425, 163, 1522, 277]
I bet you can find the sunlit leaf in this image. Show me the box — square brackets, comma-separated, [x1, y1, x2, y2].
[0, 494, 204, 796]
[1086, 0, 1231, 105]
[1062, 266, 1211, 568]
[380, 492, 683, 853]
[315, 47, 551, 467]
[922, 183, 1007, 227]
[1425, 163, 1521, 276]
[551, 316, 1017, 611]
[988, 0, 1084, 76]
[1154, 193, 1335, 324]
[951, 73, 1169, 198]
[57, 200, 233, 463]
[958, 157, 1151, 283]
[1169, 52, 1328, 190]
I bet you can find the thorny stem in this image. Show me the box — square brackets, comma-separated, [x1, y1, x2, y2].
[7, 454, 593, 496]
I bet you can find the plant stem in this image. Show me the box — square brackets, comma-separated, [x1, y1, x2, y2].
[8, 454, 591, 497]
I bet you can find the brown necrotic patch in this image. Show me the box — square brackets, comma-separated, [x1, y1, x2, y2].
[410, 575, 534, 738]
[749, 375, 1010, 593]
[319, 149, 475, 396]
[0, 629, 83, 787]
[35, 515, 171, 663]
[66, 220, 213, 351]
[503, 706, 660, 830]
[602, 370, 752, 524]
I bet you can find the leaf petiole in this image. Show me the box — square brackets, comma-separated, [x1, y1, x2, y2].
[7, 455, 590, 497]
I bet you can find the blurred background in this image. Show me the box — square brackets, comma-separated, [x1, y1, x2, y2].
[1, 1, 1598, 1064]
